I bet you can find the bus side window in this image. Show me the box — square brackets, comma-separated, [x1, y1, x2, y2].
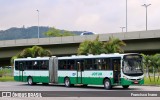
[101, 63, 106, 70]
[58, 60, 64, 70]
[78, 62, 80, 71]
[19, 61, 26, 71]
[27, 61, 32, 70]
[63, 65, 65, 69]
[42, 61, 46, 69]
[85, 59, 93, 70]
[33, 61, 39, 70]
[100, 58, 110, 70]
[60, 60, 67, 70]
[70, 65, 74, 70]
[39, 61, 48, 70]
[67, 60, 75, 70]
[90, 66, 93, 70]
[15, 61, 19, 70]
[106, 59, 110, 70]
[98, 65, 101, 70]
[94, 59, 101, 70]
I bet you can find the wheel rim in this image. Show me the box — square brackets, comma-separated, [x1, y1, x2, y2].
[65, 79, 69, 86]
[28, 78, 32, 84]
[105, 81, 110, 88]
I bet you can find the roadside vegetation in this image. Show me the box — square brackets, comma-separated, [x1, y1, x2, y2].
[10, 45, 52, 65]
[0, 76, 14, 82]
[142, 54, 160, 85]
[0, 46, 52, 82]
[77, 36, 126, 55]
[44, 27, 76, 37]
[144, 77, 160, 85]
[0, 69, 14, 81]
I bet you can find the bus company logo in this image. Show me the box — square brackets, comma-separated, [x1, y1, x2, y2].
[2, 92, 11, 97]
[72, 73, 76, 76]
[92, 72, 102, 76]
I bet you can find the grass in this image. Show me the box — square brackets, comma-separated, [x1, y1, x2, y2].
[0, 68, 14, 82]
[0, 76, 14, 82]
[144, 77, 160, 85]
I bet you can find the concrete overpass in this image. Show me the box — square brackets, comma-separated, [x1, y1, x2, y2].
[1, 29, 160, 66]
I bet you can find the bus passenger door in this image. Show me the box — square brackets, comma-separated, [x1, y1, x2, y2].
[112, 58, 121, 83]
[19, 62, 24, 81]
[76, 60, 84, 84]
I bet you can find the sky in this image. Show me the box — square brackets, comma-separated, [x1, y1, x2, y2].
[0, 0, 159, 33]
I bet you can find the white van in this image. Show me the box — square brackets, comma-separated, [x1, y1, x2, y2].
[80, 32, 94, 36]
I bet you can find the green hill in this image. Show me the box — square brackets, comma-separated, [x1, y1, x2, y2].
[0, 26, 83, 40]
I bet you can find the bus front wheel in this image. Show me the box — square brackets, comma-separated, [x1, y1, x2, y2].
[122, 85, 129, 89]
[104, 79, 111, 90]
[28, 77, 33, 85]
[64, 78, 71, 87]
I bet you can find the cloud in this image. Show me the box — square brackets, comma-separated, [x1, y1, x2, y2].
[75, 14, 100, 30]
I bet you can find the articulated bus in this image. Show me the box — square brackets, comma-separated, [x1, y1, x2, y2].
[14, 53, 144, 89]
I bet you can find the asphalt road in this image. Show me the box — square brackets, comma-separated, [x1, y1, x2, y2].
[0, 82, 159, 100]
[0, 82, 159, 91]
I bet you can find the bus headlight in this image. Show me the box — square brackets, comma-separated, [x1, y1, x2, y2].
[123, 76, 128, 80]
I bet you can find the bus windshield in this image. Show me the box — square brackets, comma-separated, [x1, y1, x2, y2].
[123, 55, 143, 76]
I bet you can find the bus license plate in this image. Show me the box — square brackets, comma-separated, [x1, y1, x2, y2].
[134, 81, 138, 84]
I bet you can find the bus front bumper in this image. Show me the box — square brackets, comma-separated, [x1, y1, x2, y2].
[120, 78, 144, 86]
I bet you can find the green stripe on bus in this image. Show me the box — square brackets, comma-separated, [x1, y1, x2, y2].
[14, 76, 49, 83]
[14, 76, 144, 86]
[58, 77, 114, 85]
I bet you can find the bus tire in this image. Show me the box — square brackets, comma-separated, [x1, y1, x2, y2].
[122, 85, 129, 89]
[42, 83, 49, 85]
[104, 79, 111, 90]
[64, 78, 71, 87]
[82, 84, 88, 87]
[28, 77, 33, 85]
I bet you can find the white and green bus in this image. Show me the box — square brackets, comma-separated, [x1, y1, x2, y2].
[14, 53, 144, 89]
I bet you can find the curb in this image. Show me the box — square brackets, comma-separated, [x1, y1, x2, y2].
[142, 85, 160, 87]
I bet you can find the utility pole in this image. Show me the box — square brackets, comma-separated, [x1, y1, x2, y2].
[120, 27, 125, 32]
[126, 0, 128, 32]
[36, 10, 40, 38]
[142, 4, 151, 31]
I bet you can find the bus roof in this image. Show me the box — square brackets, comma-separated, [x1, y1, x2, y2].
[14, 53, 139, 61]
[58, 53, 139, 60]
[14, 57, 50, 61]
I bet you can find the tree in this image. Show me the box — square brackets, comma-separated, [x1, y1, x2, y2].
[142, 54, 160, 82]
[90, 36, 106, 54]
[10, 55, 19, 66]
[11, 46, 52, 65]
[104, 37, 126, 53]
[142, 54, 152, 82]
[19, 48, 33, 58]
[77, 36, 104, 55]
[44, 27, 75, 37]
[19, 46, 52, 57]
[152, 54, 160, 82]
[77, 40, 92, 55]
[77, 36, 126, 55]
[149, 55, 157, 82]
